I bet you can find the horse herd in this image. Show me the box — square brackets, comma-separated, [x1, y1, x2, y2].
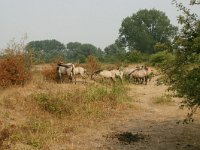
[57, 62, 154, 85]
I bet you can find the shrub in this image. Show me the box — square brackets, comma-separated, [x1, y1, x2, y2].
[150, 50, 175, 67]
[126, 50, 149, 63]
[86, 55, 101, 78]
[41, 64, 58, 82]
[0, 54, 31, 88]
[33, 93, 75, 117]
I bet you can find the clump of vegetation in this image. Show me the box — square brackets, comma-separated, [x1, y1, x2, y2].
[86, 55, 101, 79]
[0, 40, 32, 88]
[31, 83, 129, 118]
[32, 92, 76, 117]
[126, 50, 149, 63]
[10, 118, 52, 149]
[164, 0, 200, 122]
[150, 51, 175, 67]
[41, 64, 58, 82]
[152, 94, 174, 105]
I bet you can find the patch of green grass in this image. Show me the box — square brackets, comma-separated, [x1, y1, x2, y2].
[32, 93, 75, 117]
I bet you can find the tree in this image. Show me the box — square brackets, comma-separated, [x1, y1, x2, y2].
[26, 39, 65, 63]
[164, 0, 200, 122]
[118, 9, 178, 54]
[66, 42, 103, 63]
[104, 43, 126, 62]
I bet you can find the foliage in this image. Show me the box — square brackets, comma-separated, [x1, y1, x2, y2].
[165, 0, 200, 122]
[118, 9, 178, 53]
[26, 39, 65, 63]
[126, 50, 149, 63]
[33, 93, 75, 117]
[86, 55, 101, 78]
[41, 64, 59, 82]
[150, 50, 175, 67]
[66, 42, 103, 63]
[103, 43, 126, 62]
[31, 83, 128, 118]
[0, 41, 32, 88]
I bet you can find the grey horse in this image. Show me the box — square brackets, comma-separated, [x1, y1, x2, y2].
[57, 63, 75, 83]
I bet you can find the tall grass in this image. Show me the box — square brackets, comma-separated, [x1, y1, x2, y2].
[31, 83, 129, 118]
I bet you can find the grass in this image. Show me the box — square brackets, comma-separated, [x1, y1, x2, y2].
[152, 94, 174, 105]
[0, 68, 130, 149]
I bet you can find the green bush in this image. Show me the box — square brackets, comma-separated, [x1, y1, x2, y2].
[150, 50, 175, 67]
[33, 93, 75, 117]
[126, 50, 149, 63]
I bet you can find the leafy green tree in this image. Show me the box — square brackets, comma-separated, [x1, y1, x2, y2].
[104, 43, 126, 62]
[66, 42, 103, 63]
[26, 39, 65, 63]
[164, 0, 200, 122]
[118, 9, 178, 54]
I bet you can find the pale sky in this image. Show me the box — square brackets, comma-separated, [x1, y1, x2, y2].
[0, 0, 199, 50]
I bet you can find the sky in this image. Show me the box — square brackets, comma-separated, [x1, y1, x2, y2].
[0, 0, 199, 50]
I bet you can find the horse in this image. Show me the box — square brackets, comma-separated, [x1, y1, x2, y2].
[92, 70, 116, 83]
[110, 69, 124, 83]
[129, 66, 148, 84]
[122, 67, 137, 79]
[73, 66, 88, 84]
[57, 63, 75, 83]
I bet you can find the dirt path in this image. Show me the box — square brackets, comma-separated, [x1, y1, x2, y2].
[64, 77, 200, 150]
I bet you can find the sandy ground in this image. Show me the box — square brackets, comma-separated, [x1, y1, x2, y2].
[62, 76, 200, 150]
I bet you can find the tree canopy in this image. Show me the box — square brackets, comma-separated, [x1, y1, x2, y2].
[164, 0, 200, 122]
[118, 9, 178, 54]
[66, 42, 103, 63]
[103, 43, 126, 62]
[26, 39, 65, 63]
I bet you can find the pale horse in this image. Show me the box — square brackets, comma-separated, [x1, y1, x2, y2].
[93, 69, 123, 83]
[57, 63, 75, 83]
[110, 69, 124, 83]
[73, 66, 88, 84]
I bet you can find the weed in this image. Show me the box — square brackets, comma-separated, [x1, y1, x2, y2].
[32, 93, 75, 117]
[152, 94, 174, 104]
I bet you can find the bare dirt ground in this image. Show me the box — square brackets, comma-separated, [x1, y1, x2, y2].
[63, 76, 200, 150]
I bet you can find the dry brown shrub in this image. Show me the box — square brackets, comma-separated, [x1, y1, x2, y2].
[41, 64, 58, 82]
[0, 54, 31, 88]
[86, 55, 101, 78]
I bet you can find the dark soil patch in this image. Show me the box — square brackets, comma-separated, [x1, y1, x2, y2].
[106, 132, 145, 145]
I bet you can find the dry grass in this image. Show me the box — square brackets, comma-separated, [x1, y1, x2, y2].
[0, 66, 130, 149]
[152, 94, 174, 105]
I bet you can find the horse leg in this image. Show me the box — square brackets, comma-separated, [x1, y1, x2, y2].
[59, 73, 62, 84]
[145, 76, 148, 85]
[74, 75, 76, 84]
[111, 77, 115, 83]
[120, 76, 123, 84]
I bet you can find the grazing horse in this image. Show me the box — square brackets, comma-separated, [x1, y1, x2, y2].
[57, 63, 75, 83]
[73, 66, 88, 84]
[92, 70, 116, 83]
[110, 69, 124, 83]
[129, 66, 148, 84]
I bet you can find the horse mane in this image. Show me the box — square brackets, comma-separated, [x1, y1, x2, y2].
[93, 69, 103, 74]
[58, 64, 73, 68]
[128, 68, 140, 76]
